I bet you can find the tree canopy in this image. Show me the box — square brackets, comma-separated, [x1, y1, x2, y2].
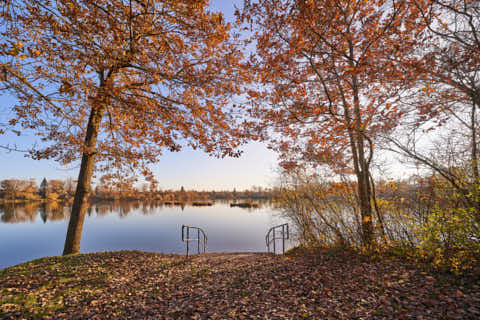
[2, 0, 249, 180]
[241, 0, 424, 245]
[0, 0, 251, 254]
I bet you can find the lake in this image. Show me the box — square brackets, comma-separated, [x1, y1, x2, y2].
[0, 201, 292, 269]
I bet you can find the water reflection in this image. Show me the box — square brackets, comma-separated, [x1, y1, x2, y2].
[1, 202, 69, 224]
[1, 200, 273, 223]
[0, 200, 289, 269]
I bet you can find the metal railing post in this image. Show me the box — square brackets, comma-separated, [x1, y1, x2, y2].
[204, 233, 207, 252]
[265, 223, 289, 255]
[273, 228, 276, 254]
[186, 227, 190, 257]
[197, 228, 200, 254]
[267, 235, 270, 253]
[181, 225, 208, 257]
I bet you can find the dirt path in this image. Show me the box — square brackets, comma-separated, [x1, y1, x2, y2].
[1, 250, 479, 319]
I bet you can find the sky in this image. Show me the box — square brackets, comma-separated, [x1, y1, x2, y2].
[0, 0, 280, 191]
[0, 0, 421, 191]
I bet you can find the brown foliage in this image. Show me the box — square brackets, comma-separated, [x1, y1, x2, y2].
[0, 179, 38, 200]
[241, 0, 425, 245]
[1, 0, 251, 254]
[1, 251, 479, 319]
[4, 0, 248, 175]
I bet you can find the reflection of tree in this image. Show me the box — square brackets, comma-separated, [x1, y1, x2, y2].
[142, 202, 149, 215]
[0, 202, 73, 223]
[132, 201, 140, 211]
[0, 202, 40, 223]
[142, 200, 163, 215]
[1, 204, 18, 223]
[119, 202, 131, 217]
[45, 202, 68, 221]
[40, 204, 47, 223]
[0, 200, 169, 223]
[95, 203, 112, 216]
[94, 201, 141, 217]
[87, 206, 93, 217]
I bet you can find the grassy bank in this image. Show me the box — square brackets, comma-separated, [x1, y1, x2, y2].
[1, 250, 479, 319]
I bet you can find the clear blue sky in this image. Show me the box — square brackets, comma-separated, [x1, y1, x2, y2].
[0, 0, 279, 191]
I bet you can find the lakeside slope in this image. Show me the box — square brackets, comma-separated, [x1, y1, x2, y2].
[1, 250, 479, 319]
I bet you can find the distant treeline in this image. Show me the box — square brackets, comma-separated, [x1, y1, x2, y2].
[0, 178, 278, 202]
[0, 178, 74, 201]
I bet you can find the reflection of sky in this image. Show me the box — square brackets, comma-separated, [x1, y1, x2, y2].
[0, 203, 292, 269]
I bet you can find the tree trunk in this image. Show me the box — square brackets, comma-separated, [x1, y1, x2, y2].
[63, 104, 104, 255]
[470, 101, 480, 221]
[350, 65, 374, 246]
[357, 165, 374, 246]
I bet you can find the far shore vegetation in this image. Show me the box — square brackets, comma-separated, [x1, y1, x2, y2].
[0, 178, 276, 204]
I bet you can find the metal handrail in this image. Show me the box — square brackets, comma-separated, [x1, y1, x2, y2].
[181, 224, 208, 257]
[266, 223, 289, 254]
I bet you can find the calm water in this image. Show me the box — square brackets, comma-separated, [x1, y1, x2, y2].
[0, 201, 292, 269]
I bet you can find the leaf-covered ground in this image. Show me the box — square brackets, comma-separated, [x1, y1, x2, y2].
[1, 249, 479, 319]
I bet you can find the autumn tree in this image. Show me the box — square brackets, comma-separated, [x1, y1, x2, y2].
[379, 0, 480, 268]
[241, 0, 423, 245]
[64, 177, 77, 196]
[48, 180, 66, 197]
[0, 1, 53, 145]
[387, 0, 480, 219]
[1, 0, 249, 254]
[1, 179, 27, 200]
